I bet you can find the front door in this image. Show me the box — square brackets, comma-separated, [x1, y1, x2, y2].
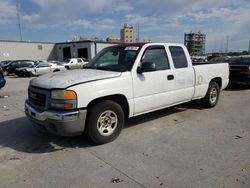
[132, 45, 175, 115]
[35, 63, 51, 75]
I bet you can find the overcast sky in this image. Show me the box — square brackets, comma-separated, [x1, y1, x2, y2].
[0, 0, 250, 52]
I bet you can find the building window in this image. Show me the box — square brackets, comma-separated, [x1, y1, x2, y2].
[38, 45, 43, 50]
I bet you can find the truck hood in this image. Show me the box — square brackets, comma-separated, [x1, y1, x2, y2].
[30, 69, 121, 89]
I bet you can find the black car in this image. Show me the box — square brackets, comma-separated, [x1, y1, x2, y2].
[229, 57, 250, 86]
[0, 71, 6, 89]
[3, 60, 34, 75]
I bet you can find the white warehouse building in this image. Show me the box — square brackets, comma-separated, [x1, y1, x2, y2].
[0, 40, 121, 61]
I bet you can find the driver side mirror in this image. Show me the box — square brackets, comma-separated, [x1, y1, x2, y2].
[137, 62, 156, 74]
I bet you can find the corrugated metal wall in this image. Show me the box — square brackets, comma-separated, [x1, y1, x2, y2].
[0, 41, 57, 61]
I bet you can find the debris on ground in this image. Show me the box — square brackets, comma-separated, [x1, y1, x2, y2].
[0, 95, 9, 98]
[110, 178, 124, 183]
[235, 135, 243, 139]
[9, 157, 20, 160]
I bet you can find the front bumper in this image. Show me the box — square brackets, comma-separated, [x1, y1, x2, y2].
[25, 101, 87, 136]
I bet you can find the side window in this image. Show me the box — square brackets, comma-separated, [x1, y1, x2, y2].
[77, 59, 82, 63]
[169, 46, 188, 68]
[141, 47, 170, 70]
[37, 63, 49, 68]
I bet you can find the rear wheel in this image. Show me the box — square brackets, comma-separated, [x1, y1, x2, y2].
[86, 100, 124, 145]
[201, 82, 220, 108]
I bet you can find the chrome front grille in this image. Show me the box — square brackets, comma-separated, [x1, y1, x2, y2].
[28, 86, 50, 110]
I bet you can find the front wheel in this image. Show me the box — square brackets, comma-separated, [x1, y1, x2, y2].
[86, 100, 124, 145]
[201, 82, 220, 108]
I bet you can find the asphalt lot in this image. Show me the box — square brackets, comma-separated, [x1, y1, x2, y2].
[0, 76, 249, 188]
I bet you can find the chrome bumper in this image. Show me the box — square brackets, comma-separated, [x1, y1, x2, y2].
[25, 100, 87, 136]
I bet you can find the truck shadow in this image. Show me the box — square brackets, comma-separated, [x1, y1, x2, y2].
[226, 84, 250, 91]
[0, 102, 200, 154]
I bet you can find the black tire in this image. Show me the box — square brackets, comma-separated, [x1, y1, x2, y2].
[65, 66, 70, 70]
[53, 69, 60, 72]
[86, 100, 124, 145]
[201, 82, 220, 108]
[25, 72, 33, 77]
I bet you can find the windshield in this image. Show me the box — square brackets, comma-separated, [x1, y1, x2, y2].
[85, 46, 141, 72]
[64, 59, 71, 63]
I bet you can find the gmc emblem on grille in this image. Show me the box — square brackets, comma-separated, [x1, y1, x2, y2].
[30, 92, 38, 100]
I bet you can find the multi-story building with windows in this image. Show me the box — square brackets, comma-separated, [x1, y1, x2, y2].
[120, 24, 136, 43]
[184, 31, 206, 56]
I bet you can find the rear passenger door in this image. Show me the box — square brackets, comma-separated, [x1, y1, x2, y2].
[77, 58, 83, 68]
[169, 46, 195, 103]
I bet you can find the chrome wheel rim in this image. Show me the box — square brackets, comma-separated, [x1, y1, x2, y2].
[97, 110, 118, 136]
[209, 87, 218, 104]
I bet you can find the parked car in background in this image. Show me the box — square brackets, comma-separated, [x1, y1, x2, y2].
[15, 62, 39, 77]
[21, 62, 66, 77]
[1, 61, 12, 75]
[0, 71, 6, 89]
[2, 60, 34, 75]
[0, 60, 12, 68]
[64, 58, 88, 70]
[229, 57, 250, 86]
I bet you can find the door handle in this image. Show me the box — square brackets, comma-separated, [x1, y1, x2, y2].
[167, 75, 174, 80]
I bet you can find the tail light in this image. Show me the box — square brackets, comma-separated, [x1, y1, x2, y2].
[240, 67, 250, 73]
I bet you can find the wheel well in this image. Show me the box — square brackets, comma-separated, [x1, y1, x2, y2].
[210, 77, 222, 89]
[87, 95, 129, 118]
[53, 69, 60, 72]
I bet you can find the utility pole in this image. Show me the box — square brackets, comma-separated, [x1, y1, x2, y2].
[248, 40, 250, 54]
[225, 36, 229, 54]
[16, 1, 23, 41]
[137, 22, 140, 42]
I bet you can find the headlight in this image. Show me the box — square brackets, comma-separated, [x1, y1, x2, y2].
[50, 90, 77, 110]
[51, 90, 77, 100]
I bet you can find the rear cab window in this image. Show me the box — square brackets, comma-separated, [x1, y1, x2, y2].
[169, 46, 188, 68]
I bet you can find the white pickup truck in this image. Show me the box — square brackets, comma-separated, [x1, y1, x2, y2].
[64, 58, 88, 70]
[25, 43, 229, 144]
